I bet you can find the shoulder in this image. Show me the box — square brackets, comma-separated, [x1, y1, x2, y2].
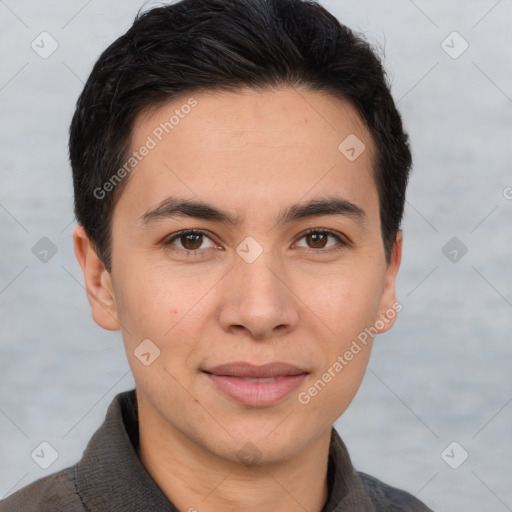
[0, 466, 86, 512]
[358, 471, 434, 511]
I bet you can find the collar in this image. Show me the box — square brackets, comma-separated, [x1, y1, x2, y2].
[75, 389, 374, 512]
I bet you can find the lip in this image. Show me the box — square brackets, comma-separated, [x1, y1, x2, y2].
[204, 361, 308, 378]
[202, 362, 309, 407]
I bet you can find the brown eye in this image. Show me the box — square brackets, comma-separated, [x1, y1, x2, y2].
[179, 232, 203, 250]
[295, 229, 347, 252]
[306, 232, 329, 249]
[164, 230, 216, 255]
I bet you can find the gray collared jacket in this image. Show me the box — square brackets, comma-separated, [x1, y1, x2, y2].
[0, 390, 434, 511]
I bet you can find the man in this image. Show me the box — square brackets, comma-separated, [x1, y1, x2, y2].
[1, 0, 434, 510]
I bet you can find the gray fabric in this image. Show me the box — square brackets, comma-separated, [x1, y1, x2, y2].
[0, 390, 433, 511]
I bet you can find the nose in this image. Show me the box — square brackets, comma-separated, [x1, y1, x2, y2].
[217, 248, 300, 341]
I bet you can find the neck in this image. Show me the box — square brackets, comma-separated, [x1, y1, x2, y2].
[136, 401, 332, 512]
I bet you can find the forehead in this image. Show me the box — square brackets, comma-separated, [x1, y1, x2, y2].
[135, 86, 372, 153]
[117, 86, 378, 224]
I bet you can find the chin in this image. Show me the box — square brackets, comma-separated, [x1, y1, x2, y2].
[205, 417, 315, 465]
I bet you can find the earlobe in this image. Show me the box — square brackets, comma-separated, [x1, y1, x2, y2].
[73, 225, 120, 331]
[376, 231, 403, 334]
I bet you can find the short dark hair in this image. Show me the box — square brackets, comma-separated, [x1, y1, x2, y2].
[70, 0, 412, 272]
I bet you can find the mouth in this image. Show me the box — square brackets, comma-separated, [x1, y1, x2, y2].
[202, 362, 309, 407]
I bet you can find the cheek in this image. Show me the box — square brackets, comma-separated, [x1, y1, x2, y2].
[295, 265, 384, 337]
[112, 260, 180, 341]
[112, 259, 213, 366]
[113, 267, 201, 396]
[298, 340, 373, 424]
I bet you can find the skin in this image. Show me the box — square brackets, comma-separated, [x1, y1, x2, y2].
[74, 86, 402, 512]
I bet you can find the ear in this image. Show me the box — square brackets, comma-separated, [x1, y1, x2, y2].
[375, 230, 403, 334]
[73, 225, 120, 331]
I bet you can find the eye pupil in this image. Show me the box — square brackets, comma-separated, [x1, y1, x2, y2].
[308, 233, 327, 248]
[182, 233, 202, 250]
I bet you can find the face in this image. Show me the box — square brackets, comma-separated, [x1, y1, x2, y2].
[75, 86, 401, 465]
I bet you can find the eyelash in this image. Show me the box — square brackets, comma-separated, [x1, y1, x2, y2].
[162, 228, 348, 257]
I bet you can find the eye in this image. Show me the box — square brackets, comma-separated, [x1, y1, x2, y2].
[163, 229, 217, 255]
[163, 228, 348, 257]
[295, 229, 347, 252]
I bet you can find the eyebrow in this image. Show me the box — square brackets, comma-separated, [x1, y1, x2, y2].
[139, 195, 367, 228]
